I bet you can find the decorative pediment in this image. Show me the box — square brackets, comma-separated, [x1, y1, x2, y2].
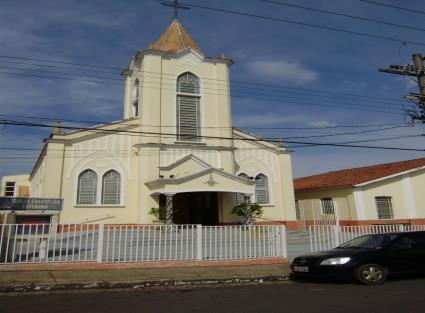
[175, 49, 204, 66]
[159, 154, 212, 178]
[146, 168, 255, 195]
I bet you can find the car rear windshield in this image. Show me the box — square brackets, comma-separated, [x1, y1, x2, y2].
[338, 234, 399, 249]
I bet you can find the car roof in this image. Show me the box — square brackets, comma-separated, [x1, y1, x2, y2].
[360, 231, 425, 236]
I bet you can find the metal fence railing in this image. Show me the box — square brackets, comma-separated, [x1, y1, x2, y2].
[309, 224, 425, 252]
[0, 224, 286, 264]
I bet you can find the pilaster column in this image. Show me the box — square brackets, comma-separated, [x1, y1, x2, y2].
[164, 193, 175, 224]
[243, 194, 253, 225]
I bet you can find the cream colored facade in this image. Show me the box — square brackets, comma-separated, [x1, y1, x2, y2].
[1, 20, 296, 228]
[295, 167, 425, 227]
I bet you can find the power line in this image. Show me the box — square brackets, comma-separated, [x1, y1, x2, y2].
[160, 1, 425, 47]
[289, 133, 425, 148]
[2, 64, 405, 109]
[356, 0, 425, 16]
[1, 119, 424, 152]
[0, 55, 409, 104]
[2, 62, 407, 108]
[0, 113, 413, 130]
[260, 0, 425, 32]
[0, 121, 413, 141]
[0, 72, 405, 115]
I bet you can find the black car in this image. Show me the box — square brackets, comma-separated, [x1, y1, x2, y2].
[290, 231, 425, 285]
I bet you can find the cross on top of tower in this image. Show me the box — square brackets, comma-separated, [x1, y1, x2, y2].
[160, 0, 191, 20]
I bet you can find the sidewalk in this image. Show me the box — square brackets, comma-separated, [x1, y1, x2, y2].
[0, 261, 291, 293]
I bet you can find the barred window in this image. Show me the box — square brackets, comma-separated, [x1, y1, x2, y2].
[295, 200, 302, 220]
[177, 72, 200, 93]
[132, 79, 139, 117]
[255, 174, 269, 204]
[4, 181, 15, 197]
[236, 173, 249, 204]
[102, 170, 121, 205]
[177, 72, 200, 142]
[77, 170, 97, 205]
[321, 198, 334, 215]
[375, 196, 393, 219]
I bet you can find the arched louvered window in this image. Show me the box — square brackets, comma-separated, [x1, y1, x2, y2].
[132, 79, 139, 117]
[77, 170, 97, 205]
[102, 170, 121, 205]
[236, 173, 249, 204]
[255, 174, 269, 204]
[176, 72, 200, 141]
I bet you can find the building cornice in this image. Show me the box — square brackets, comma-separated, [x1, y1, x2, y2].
[135, 142, 236, 151]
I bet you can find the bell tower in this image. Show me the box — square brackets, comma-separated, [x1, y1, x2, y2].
[121, 18, 234, 148]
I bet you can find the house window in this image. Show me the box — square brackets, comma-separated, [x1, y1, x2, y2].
[255, 174, 269, 204]
[132, 79, 140, 117]
[77, 169, 97, 205]
[295, 200, 302, 220]
[4, 181, 15, 197]
[321, 198, 334, 215]
[236, 173, 249, 204]
[102, 170, 121, 205]
[176, 72, 200, 142]
[375, 196, 393, 219]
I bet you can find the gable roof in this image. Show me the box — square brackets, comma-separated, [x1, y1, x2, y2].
[294, 158, 425, 191]
[150, 19, 203, 54]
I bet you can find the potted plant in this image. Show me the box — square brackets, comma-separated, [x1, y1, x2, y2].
[149, 207, 166, 224]
[231, 202, 263, 225]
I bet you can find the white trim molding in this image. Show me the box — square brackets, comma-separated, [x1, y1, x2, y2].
[354, 165, 425, 187]
[402, 174, 417, 218]
[353, 187, 367, 220]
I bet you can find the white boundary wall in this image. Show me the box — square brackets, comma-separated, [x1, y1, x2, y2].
[309, 224, 425, 252]
[0, 224, 286, 264]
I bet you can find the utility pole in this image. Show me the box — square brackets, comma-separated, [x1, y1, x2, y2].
[379, 53, 425, 121]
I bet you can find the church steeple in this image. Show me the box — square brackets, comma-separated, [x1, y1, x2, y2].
[149, 19, 203, 54]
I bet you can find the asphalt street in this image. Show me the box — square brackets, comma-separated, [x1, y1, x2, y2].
[1, 278, 425, 313]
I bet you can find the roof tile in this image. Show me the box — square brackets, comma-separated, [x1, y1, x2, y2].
[294, 158, 425, 191]
[150, 19, 203, 54]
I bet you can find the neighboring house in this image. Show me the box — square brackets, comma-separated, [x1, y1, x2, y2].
[0, 19, 297, 228]
[294, 158, 425, 228]
[0, 175, 30, 198]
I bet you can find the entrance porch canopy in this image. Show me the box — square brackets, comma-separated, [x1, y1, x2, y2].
[145, 168, 255, 195]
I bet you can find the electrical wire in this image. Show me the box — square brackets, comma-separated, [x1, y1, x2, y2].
[260, 0, 425, 33]
[356, 0, 425, 16]
[158, 1, 425, 47]
[1, 119, 424, 152]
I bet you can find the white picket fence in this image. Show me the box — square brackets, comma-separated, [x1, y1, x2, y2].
[309, 224, 425, 252]
[0, 224, 286, 264]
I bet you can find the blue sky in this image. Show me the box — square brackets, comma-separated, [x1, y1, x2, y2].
[1, 0, 425, 180]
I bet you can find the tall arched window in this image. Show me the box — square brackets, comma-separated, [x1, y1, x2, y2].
[236, 173, 249, 204]
[255, 174, 269, 204]
[102, 170, 121, 204]
[77, 170, 97, 205]
[176, 72, 200, 141]
[132, 79, 139, 117]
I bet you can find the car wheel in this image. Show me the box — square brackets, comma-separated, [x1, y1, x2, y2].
[354, 263, 388, 285]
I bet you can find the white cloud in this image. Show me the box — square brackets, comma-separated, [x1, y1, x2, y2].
[233, 114, 308, 127]
[307, 121, 337, 128]
[245, 58, 318, 85]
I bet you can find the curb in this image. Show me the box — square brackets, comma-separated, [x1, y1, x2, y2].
[0, 275, 290, 293]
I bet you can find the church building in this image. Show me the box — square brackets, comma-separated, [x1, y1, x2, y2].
[1, 19, 297, 228]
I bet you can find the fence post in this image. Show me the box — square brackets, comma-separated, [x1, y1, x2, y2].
[96, 224, 104, 263]
[280, 225, 287, 258]
[196, 224, 202, 260]
[333, 225, 340, 247]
